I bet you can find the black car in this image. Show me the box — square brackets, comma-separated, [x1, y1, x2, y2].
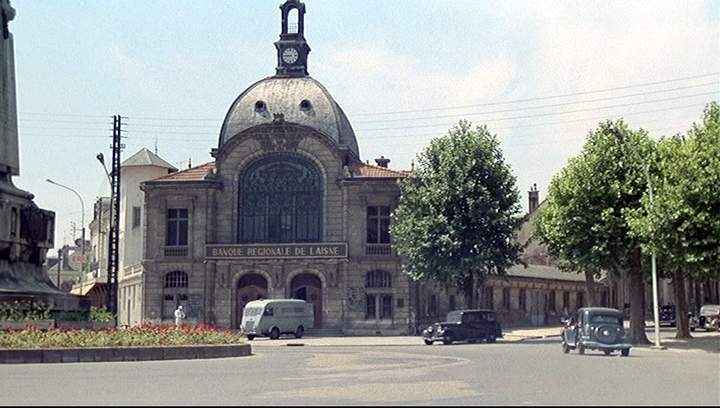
[422, 309, 503, 345]
[561, 307, 632, 356]
[659, 304, 698, 330]
[659, 305, 676, 327]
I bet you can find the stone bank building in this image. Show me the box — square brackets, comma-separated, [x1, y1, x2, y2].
[125, 1, 411, 334]
[119, 1, 606, 333]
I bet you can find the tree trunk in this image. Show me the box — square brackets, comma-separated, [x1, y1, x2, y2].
[673, 269, 691, 339]
[584, 270, 596, 307]
[629, 252, 650, 345]
[462, 275, 475, 309]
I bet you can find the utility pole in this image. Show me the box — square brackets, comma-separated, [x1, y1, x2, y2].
[106, 114, 125, 318]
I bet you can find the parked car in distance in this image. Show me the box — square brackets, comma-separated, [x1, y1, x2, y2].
[698, 304, 720, 331]
[659, 305, 676, 327]
[659, 304, 697, 331]
[561, 307, 632, 357]
[422, 309, 502, 345]
[240, 299, 314, 340]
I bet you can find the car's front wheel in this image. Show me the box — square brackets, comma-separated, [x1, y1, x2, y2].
[294, 326, 304, 339]
[621, 348, 630, 357]
[247, 334, 255, 341]
[424, 339, 433, 345]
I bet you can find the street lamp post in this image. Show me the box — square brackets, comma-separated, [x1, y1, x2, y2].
[46, 179, 85, 288]
[610, 127, 663, 349]
[97, 153, 119, 318]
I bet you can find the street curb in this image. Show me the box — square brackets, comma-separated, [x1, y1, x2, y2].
[0, 344, 252, 364]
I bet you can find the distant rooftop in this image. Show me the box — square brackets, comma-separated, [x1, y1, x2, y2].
[121, 148, 177, 171]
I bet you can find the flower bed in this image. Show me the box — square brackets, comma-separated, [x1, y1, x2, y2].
[0, 323, 245, 349]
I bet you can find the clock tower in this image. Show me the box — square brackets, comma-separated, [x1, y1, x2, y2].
[275, 0, 311, 77]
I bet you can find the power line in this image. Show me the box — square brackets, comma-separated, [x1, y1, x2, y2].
[356, 91, 718, 132]
[351, 81, 718, 125]
[19, 101, 708, 143]
[17, 72, 719, 122]
[17, 89, 717, 136]
[352, 72, 720, 116]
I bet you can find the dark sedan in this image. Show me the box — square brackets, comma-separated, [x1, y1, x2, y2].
[423, 309, 503, 345]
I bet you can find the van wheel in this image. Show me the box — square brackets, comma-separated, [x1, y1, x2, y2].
[442, 333, 454, 345]
[621, 348, 630, 357]
[269, 327, 280, 340]
[294, 326, 304, 339]
[247, 335, 255, 341]
[486, 335, 496, 343]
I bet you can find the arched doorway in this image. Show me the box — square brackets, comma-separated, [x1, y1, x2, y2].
[291, 273, 322, 327]
[236, 274, 268, 327]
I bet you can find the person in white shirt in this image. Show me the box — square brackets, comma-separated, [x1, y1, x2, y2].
[174, 305, 186, 327]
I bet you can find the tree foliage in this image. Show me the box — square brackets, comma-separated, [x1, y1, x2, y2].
[626, 102, 720, 339]
[628, 102, 720, 278]
[391, 121, 524, 306]
[533, 119, 655, 344]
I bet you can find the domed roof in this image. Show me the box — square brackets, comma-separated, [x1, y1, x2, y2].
[218, 76, 359, 157]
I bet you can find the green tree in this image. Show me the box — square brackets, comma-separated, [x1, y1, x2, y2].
[391, 121, 524, 308]
[534, 119, 654, 344]
[628, 102, 720, 339]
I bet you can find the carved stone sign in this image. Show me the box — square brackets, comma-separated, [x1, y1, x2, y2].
[206, 243, 347, 260]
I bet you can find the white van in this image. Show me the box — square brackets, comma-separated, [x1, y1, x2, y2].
[241, 299, 314, 340]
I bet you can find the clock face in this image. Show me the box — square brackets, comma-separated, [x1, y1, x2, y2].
[282, 47, 299, 64]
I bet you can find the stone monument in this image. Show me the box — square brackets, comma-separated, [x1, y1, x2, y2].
[0, 0, 90, 314]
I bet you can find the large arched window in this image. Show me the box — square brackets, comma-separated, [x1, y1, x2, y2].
[239, 154, 323, 243]
[163, 271, 188, 319]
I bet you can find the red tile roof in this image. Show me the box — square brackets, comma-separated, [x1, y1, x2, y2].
[149, 161, 411, 182]
[152, 162, 216, 182]
[352, 163, 411, 178]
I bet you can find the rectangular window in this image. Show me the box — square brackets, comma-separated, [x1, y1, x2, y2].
[366, 294, 376, 320]
[10, 207, 18, 237]
[132, 206, 141, 229]
[577, 291, 584, 309]
[502, 288, 511, 310]
[548, 291, 556, 312]
[380, 295, 393, 320]
[519, 289, 527, 312]
[366, 206, 391, 244]
[563, 291, 570, 311]
[396, 298, 404, 309]
[166, 208, 189, 246]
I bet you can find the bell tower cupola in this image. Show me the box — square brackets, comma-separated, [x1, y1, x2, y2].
[275, 0, 311, 77]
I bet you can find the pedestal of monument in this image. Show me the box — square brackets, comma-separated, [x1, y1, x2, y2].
[0, 0, 90, 315]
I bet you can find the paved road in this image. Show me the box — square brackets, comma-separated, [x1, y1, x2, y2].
[2, 337, 718, 406]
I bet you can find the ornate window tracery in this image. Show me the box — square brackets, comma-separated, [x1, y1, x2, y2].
[239, 154, 323, 243]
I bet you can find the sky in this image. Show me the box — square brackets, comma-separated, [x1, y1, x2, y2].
[7, 0, 720, 248]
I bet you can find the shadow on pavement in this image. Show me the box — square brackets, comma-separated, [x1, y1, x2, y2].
[641, 337, 720, 354]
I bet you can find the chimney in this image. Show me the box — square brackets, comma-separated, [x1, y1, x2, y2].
[528, 183, 539, 214]
[374, 156, 390, 168]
